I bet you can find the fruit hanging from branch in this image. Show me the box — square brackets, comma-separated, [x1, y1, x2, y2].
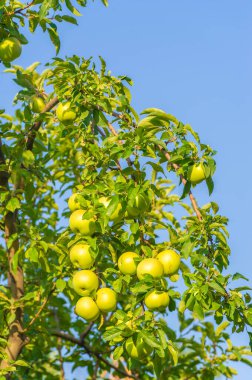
[189, 162, 206, 184]
[75, 297, 100, 321]
[56, 102, 77, 125]
[118, 251, 140, 275]
[96, 288, 117, 312]
[157, 249, 180, 276]
[72, 270, 99, 296]
[30, 96, 46, 113]
[144, 290, 170, 310]
[69, 244, 95, 269]
[0, 37, 22, 62]
[137, 258, 164, 280]
[69, 210, 96, 235]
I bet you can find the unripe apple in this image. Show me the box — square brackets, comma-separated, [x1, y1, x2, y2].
[68, 193, 81, 212]
[75, 297, 100, 321]
[96, 288, 117, 312]
[144, 290, 170, 310]
[126, 193, 149, 218]
[98, 196, 122, 221]
[137, 258, 164, 280]
[56, 102, 76, 125]
[72, 270, 99, 296]
[30, 96, 46, 113]
[0, 37, 22, 62]
[189, 163, 206, 184]
[69, 244, 95, 269]
[69, 210, 96, 236]
[118, 252, 139, 275]
[156, 250, 180, 276]
[125, 337, 152, 360]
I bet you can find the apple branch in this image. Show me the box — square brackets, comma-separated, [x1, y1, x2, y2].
[52, 331, 139, 380]
[10, 1, 36, 15]
[97, 114, 202, 221]
[26, 96, 59, 151]
[23, 285, 56, 333]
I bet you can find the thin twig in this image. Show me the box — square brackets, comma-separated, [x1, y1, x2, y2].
[23, 285, 55, 332]
[26, 97, 59, 151]
[12, 1, 35, 15]
[52, 331, 138, 379]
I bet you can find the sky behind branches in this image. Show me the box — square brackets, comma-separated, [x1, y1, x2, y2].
[1, 0, 252, 378]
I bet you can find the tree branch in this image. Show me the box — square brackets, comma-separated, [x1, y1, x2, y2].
[11, 1, 36, 15]
[23, 285, 55, 333]
[99, 115, 202, 221]
[26, 97, 59, 151]
[52, 331, 138, 379]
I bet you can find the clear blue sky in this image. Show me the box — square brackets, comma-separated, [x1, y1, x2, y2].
[1, 0, 251, 378]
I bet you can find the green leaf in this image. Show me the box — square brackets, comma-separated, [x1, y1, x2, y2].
[167, 343, 178, 365]
[26, 247, 39, 263]
[233, 273, 249, 282]
[15, 360, 30, 367]
[206, 176, 214, 195]
[61, 15, 78, 25]
[139, 331, 160, 349]
[113, 346, 123, 360]
[216, 321, 230, 336]
[22, 150, 35, 166]
[6, 198, 21, 212]
[56, 279, 66, 292]
[103, 328, 122, 341]
[39, 0, 54, 20]
[193, 302, 204, 320]
[209, 281, 227, 296]
[47, 26, 60, 54]
[65, 0, 82, 16]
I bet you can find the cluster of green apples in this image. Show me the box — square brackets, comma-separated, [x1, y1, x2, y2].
[0, 33, 22, 62]
[67, 190, 181, 360]
[67, 192, 180, 318]
[68, 195, 118, 321]
[118, 249, 180, 311]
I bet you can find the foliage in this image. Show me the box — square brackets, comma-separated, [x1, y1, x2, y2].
[0, 1, 251, 379]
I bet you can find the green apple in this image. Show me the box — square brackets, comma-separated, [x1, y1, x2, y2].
[69, 244, 95, 269]
[127, 193, 149, 218]
[118, 251, 140, 275]
[189, 163, 206, 184]
[98, 196, 122, 221]
[156, 249, 180, 276]
[75, 297, 100, 321]
[144, 290, 170, 310]
[30, 96, 46, 113]
[125, 337, 152, 360]
[137, 258, 164, 280]
[0, 37, 22, 62]
[68, 193, 81, 212]
[56, 102, 76, 125]
[96, 288, 117, 312]
[69, 210, 96, 236]
[72, 270, 99, 296]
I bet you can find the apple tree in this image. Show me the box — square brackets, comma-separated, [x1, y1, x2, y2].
[0, 1, 251, 379]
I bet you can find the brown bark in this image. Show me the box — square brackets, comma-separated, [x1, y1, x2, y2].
[0, 98, 59, 376]
[0, 142, 25, 376]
